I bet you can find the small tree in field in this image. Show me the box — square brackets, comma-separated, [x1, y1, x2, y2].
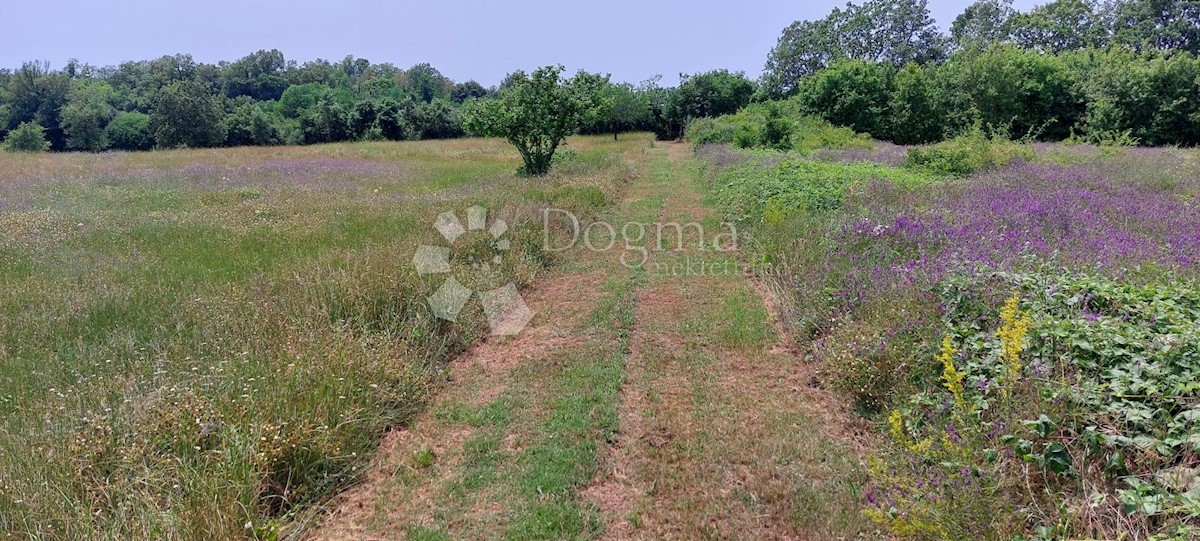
[463, 65, 588, 176]
[2, 121, 51, 152]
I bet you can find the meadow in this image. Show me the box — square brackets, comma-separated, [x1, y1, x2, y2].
[693, 113, 1200, 539]
[0, 135, 643, 539]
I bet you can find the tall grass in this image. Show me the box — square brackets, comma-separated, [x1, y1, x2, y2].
[0, 135, 646, 539]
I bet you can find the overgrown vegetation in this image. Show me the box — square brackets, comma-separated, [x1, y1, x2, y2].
[0, 135, 645, 539]
[700, 108, 1200, 538]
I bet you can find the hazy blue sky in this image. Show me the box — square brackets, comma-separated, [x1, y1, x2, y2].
[2, 0, 1041, 86]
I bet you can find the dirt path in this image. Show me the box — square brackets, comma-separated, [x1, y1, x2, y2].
[305, 141, 869, 540]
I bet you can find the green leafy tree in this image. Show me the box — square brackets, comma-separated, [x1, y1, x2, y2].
[5, 61, 70, 149]
[451, 80, 489, 103]
[151, 80, 225, 148]
[223, 100, 283, 146]
[104, 112, 154, 151]
[798, 59, 894, 137]
[2, 121, 51, 152]
[411, 99, 463, 139]
[1107, 0, 1200, 53]
[377, 98, 415, 140]
[763, 0, 944, 96]
[956, 44, 1083, 139]
[60, 80, 115, 151]
[601, 83, 648, 140]
[1083, 47, 1200, 145]
[1008, 0, 1104, 52]
[279, 83, 330, 118]
[300, 96, 352, 144]
[888, 63, 945, 143]
[951, 0, 1017, 47]
[667, 70, 756, 135]
[398, 63, 452, 103]
[220, 49, 288, 101]
[463, 65, 588, 176]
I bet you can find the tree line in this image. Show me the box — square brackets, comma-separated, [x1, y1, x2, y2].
[0, 50, 757, 153]
[763, 0, 1200, 146]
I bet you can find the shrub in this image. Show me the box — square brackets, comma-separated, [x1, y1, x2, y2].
[104, 112, 154, 151]
[903, 128, 1034, 176]
[2, 121, 51, 152]
[224, 102, 284, 147]
[151, 80, 226, 148]
[798, 59, 894, 138]
[685, 97, 871, 153]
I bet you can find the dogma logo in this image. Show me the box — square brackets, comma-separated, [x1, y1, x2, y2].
[412, 206, 534, 336]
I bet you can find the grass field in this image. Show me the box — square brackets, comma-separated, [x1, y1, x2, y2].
[0, 135, 645, 539]
[9, 127, 1200, 541]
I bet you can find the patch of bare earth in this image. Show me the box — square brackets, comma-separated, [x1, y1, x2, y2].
[305, 268, 606, 541]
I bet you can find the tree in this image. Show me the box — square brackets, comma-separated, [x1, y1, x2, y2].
[104, 112, 154, 151]
[463, 65, 589, 176]
[5, 62, 70, 149]
[1107, 0, 1200, 53]
[411, 99, 463, 139]
[888, 63, 945, 143]
[1082, 47, 1200, 145]
[151, 80, 225, 148]
[451, 80, 488, 103]
[221, 49, 289, 101]
[279, 83, 329, 118]
[601, 83, 647, 140]
[763, 16, 846, 96]
[300, 96, 352, 144]
[763, 0, 944, 96]
[2, 121, 51, 152]
[798, 59, 894, 137]
[398, 63, 452, 103]
[60, 80, 115, 151]
[951, 0, 1017, 47]
[223, 100, 284, 146]
[1008, 0, 1104, 52]
[956, 44, 1083, 139]
[668, 70, 756, 131]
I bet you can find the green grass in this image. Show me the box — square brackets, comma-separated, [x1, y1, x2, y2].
[0, 135, 648, 540]
[505, 273, 638, 539]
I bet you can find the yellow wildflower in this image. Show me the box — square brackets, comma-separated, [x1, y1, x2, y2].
[998, 292, 1031, 390]
[937, 335, 967, 414]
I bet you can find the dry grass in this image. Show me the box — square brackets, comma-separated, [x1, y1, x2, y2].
[0, 135, 648, 540]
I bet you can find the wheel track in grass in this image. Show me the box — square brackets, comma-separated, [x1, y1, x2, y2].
[306, 141, 872, 540]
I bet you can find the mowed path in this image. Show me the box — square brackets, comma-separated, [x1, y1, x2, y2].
[306, 142, 870, 540]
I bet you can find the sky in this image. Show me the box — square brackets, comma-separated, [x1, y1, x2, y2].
[1, 0, 1042, 86]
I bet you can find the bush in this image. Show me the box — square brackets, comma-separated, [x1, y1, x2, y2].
[798, 59, 894, 138]
[2, 121, 51, 152]
[224, 102, 284, 147]
[903, 128, 1034, 176]
[104, 112, 154, 151]
[685, 97, 872, 153]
